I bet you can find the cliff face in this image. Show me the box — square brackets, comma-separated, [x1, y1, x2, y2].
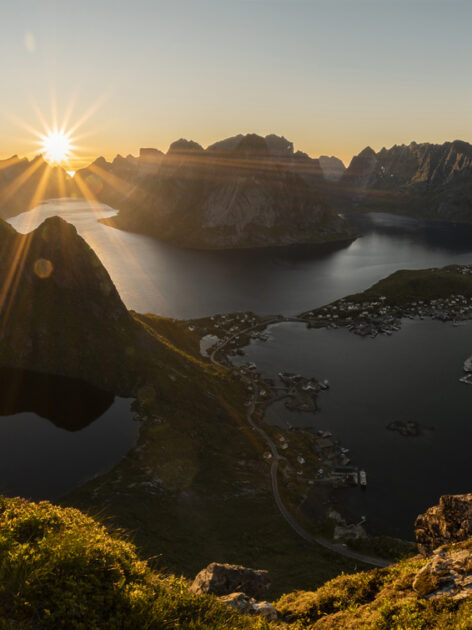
[341, 140, 472, 220]
[0, 155, 76, 219]
[415, 493, 472, 556]
[92, 133, 353, 249]
[0, 216, 151, 394]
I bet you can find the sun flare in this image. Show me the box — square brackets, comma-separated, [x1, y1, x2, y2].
[40, 130, 72, 164]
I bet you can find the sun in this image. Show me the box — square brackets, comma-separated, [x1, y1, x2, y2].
[40, 130, 72, 164]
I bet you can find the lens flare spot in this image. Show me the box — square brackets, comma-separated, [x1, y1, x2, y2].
[86, 173, 103, 195]
[34, 258, 53, 279]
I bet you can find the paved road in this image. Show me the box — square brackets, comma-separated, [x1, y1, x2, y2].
[210, 317, 392, 569]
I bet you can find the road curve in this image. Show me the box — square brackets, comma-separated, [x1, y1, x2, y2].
[209, 316, 392, 569]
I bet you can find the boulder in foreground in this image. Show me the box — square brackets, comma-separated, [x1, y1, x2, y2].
[191, 562, 271, 599]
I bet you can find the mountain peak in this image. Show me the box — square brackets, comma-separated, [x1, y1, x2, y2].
[358, 146, 376, 158]
[139, 147, 163, 160]
[168, 139, 204, 154]
[234, 133, 269, 156]
[0, 217, 144, 394]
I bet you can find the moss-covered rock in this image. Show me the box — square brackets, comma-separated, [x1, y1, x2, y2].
[276, 549, 472, 629]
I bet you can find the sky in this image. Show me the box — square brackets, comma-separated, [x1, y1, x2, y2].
[0, 0, 471, 168]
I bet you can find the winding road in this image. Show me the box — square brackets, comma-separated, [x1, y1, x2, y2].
[210, 317, 391, 569]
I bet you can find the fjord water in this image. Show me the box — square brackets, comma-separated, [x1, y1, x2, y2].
[0, 368, 138, 500]
[234, 320, 472, 539]
[8, 199, 472, 319]
[7, 199, 472, 527]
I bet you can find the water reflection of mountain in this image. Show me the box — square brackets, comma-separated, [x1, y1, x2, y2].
[0, 368, 114, 431]
[349, 212, 472, 254]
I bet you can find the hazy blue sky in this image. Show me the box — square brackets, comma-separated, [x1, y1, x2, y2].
[1, 0, 471, 166]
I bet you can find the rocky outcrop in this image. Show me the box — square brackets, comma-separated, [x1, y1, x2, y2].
[190, 562, 270, 599]
[413, 547, 472, 600]
[219, 592, 278, 621]
[98, 133, 353, 249]
[415, 494, 472, 555]
[0, 216, 154, 394]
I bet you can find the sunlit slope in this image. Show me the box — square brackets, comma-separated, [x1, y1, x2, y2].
[0, 495, 269, 629]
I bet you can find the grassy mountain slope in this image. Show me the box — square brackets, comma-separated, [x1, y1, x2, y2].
[343, 265, 472, 305]
[0, 496, 270, 629]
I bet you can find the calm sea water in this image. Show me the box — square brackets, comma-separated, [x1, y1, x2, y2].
[0, 368, 139, 500]
[7, 199, 472, 528]
[8, 199, 472, 318]
[233, 320, 472, 538]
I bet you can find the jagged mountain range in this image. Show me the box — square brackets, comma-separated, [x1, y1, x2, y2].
[4, 136, 472, 248]
[76, 133, 352, 249]
[339, 140, 472, 220]
[0, 154, 76, 218]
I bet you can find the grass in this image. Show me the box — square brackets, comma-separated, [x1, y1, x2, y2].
[1, 497, 471, 629]
[275, 552, 472, 629]
[0, 496, 273, 629]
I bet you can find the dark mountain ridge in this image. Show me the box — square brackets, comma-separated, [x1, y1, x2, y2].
[0, 155, 76, 218]
[80, 132, 353, 249]
[0, 215, 155, 394]
[340, 139, 472, 220]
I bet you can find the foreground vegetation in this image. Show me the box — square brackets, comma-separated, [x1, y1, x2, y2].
[0, 496, 271, 629]
[277, 554, 472, 629]
[1, 495, 472, 629]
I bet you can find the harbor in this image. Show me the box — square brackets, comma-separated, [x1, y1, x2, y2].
[228, 318, 472, 539]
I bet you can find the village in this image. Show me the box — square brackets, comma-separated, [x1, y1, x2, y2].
[187, 311, 370, 504]
[181, 273, 472, 543]
[301, 290, 472, 338]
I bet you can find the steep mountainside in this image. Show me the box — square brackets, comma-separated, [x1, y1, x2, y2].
[340, 140, 472, 220]
[82, 133, 353, 249]
[0, 216, 154, 394]
[0, 155, 76, 218]
[3, 492, 472, 628]
[0, 496, 264, 629]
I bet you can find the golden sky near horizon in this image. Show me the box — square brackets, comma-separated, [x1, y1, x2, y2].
[1, 1, 471, 169]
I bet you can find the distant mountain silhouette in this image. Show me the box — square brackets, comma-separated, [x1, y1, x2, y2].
[339, 140, 472, 220]
[0, 155, 76, 218]
[78, 133, 353, 249]
[318, 155, 346, 181]
[9, 134, 472, 242]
